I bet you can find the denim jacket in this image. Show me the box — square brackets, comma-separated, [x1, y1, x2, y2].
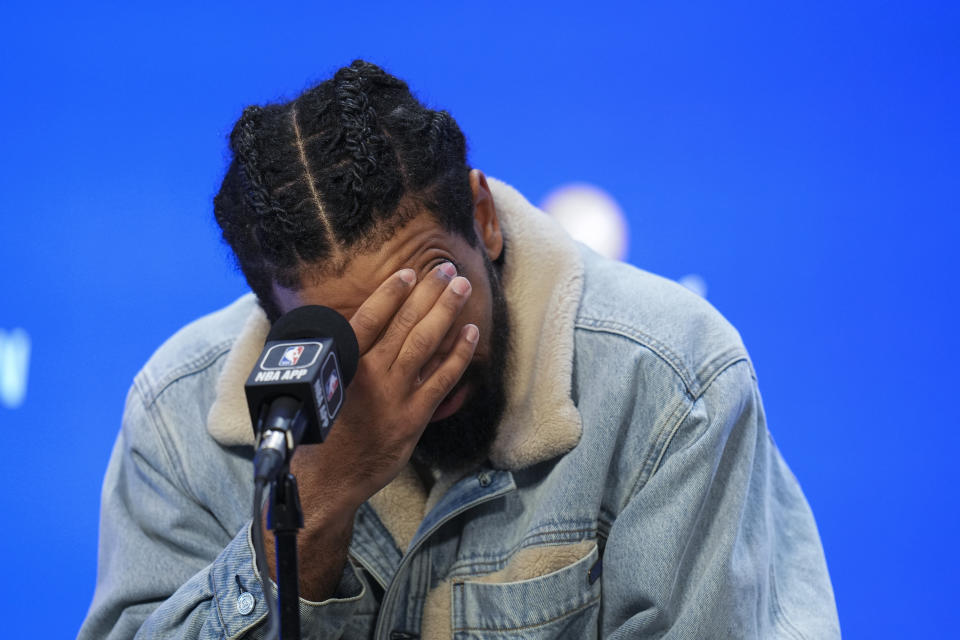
[79, 179, 840, 639]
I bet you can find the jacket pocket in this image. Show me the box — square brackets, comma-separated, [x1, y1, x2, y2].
[450, 540, 601, 639]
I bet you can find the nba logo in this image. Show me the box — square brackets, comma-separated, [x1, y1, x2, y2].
[279, 345, 305, 367]
[325, 370, 340, 402]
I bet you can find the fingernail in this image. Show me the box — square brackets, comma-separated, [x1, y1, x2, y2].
[437, 262, 456, 278]
[465, 324, 479, 344]
[451, 276, 470, 295]
[397, 269, 416, 285]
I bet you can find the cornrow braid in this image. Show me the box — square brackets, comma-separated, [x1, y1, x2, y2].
[214, 60, 476, 321]
[230, 106, 305, 270]
[333, 65, 382, 218]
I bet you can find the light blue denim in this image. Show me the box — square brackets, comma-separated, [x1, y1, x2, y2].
[79, 246, 840, 639]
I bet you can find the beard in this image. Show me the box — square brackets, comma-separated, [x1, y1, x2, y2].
[411, 252, 510, 474]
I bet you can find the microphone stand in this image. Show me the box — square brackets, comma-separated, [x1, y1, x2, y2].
[268, 468, 304, 640]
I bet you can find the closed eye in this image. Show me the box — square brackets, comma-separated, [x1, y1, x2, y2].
[423, 257, 465, 277]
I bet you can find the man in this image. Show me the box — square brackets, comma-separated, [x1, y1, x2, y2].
[80, 60, 840, 639]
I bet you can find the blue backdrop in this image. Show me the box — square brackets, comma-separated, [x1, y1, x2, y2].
[1, 2, 957, 637]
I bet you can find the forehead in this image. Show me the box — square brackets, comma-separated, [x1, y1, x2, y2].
[274, 211, 474, 316]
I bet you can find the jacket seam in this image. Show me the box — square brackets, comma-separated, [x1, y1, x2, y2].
[452, 593, 601, 633]
[597, 510, 614, 544]
[524, 519, 595, 540]
[575, 318, 749, 399]
[224, 615, 265, 640]
[137, 338, 235, 405]
[129, 381, 189, 506]
[135, 346, 234, 506]
[626, 358, 754, 502]
[769, 555, 809, 640]
[574, 318, 697, 393]
[695, 354, 750, 401]
[449, 530, 597, 575]
[640, 397, 695, 493]
[619, 394, 690, 502]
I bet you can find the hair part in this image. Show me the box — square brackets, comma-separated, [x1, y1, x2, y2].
[214, 60, 476, 321]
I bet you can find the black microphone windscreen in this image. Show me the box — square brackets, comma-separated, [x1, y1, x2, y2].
[267, 306, 360, 387]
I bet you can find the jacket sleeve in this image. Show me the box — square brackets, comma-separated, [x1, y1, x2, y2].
[601, 359, 841, 639]
[78, 382, 368, 640]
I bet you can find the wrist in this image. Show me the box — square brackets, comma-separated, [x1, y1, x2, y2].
[300, 489, 362, 538]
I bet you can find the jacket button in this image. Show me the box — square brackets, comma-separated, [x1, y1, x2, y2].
[478, 471, 492, 487]
[236, 591, 256, 616]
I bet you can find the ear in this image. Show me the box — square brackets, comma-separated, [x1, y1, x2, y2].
[470, 169, 503, 261]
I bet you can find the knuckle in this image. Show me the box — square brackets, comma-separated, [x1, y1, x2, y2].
[352, 309, 381, 334]
[395, 352, 422, 376]
[355, 358, 376, 381]
[407, 330, 434, 357]
[430, 370, 456, 395]
[395, 306, 420, 330]
[356, 358, 372, 375]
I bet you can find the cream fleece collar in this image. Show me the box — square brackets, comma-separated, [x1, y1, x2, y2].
[207, 178, 585, 548]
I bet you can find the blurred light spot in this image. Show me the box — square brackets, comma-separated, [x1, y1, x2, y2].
[678, 274, 708, 298]
[0, 328, 30, 409]
[541, 183, 629, 260]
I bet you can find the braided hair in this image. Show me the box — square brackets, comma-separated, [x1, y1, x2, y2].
[214, 60, 475, 321]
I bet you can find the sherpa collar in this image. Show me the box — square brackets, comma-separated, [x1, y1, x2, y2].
[206, 177, 585, 548]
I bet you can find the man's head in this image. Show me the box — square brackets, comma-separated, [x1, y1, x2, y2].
[214, 60, 510, 471]
[214, 59, 479, 321]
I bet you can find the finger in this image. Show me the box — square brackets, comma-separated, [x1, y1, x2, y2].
[393, 275, 472, 377]
[413, 324, 479, 414]
[349, 269, 416, 354]
[374, 261, 457, 361]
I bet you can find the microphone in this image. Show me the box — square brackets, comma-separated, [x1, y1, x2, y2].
[244, 305, 359, 482]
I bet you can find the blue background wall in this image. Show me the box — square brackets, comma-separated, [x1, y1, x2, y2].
[1, 2, 957, 637]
